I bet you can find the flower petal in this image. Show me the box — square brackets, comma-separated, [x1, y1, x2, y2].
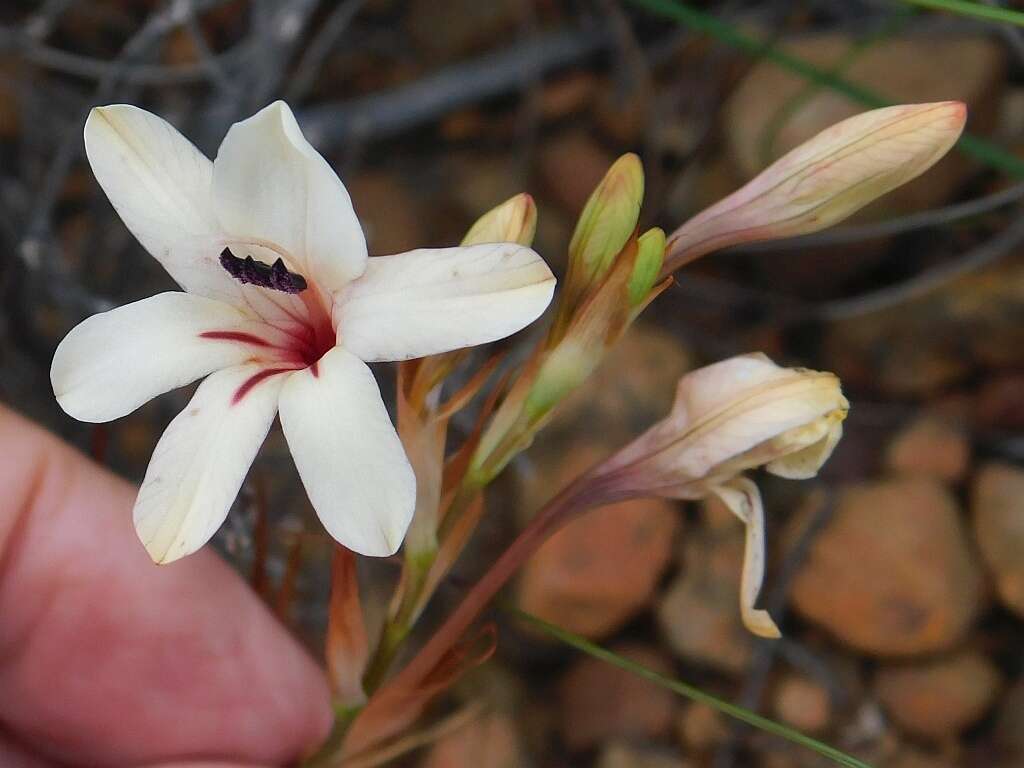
[84, 105, 239, 297]
[278, 347, 415, 556]
[712, 478, 781, 639]
[337, 243, 555, 362]
[767, 417, 844, 479]
[134, 363, 286, 564]
[51, 292, 275, 423]
[212, 101, 367, 293]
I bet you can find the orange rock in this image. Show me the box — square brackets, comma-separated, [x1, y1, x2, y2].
[657, 519, 752, 674]
[875, 650, 1001, 739]
[517, 494, 679, 639]
[558, 644, 676, 751]
[885, 418, 970, 482]
[538, 132, 616, 217]
[790, 479, 984, 656]
[676, 702, 728, 752]
[972, 463, 1024, 618]
[597, 741, 692, 768]
[772, 674, 832, 734]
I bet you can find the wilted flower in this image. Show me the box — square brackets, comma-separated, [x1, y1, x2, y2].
[51, 101, 555, 563]
[665, 101, 967, 270]
[591, 354, 848, 637]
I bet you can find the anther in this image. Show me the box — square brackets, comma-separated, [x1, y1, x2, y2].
[219, 247, 308, 294]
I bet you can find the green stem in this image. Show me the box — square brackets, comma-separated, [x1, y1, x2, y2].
[623, 0, 1024, 179]
[513, 609, 874, 768]
[362, 479, 484, 695]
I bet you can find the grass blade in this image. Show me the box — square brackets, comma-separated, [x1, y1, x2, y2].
[901, 0, 1024, 27]
[511, 607, 874, 768]
[623, 0, 1024, 179]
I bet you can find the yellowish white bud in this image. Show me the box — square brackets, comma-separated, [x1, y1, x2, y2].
[462, 193, 538, 247]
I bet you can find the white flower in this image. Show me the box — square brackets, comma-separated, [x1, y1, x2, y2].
[51, 101, 555, 563]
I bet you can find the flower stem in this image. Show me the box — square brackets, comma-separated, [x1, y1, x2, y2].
[361, 478, 482, 694]
[376, 473, 617, 697]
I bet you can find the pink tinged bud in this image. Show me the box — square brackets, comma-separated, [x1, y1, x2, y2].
[664, 101, 967, 271]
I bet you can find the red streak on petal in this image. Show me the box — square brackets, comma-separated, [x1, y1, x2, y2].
[233, 368, 294, 405]
[310, 360, 319, 378]
[200, 330, 274, 347]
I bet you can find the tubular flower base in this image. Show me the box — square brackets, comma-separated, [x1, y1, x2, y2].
[51, 101, 555, 563]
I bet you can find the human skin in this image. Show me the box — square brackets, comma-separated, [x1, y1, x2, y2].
[0, 404, 332, 766]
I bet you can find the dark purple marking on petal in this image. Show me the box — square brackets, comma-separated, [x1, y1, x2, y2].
[220, 247, 308, 294]
[232, 368, 293, 405]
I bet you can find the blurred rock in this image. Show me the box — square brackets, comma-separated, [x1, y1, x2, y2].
[884, 417, 970, 482]
[886, 747, 958, 768]
[826, 256, 1024, 396]
[597, 741, 692, 768]
[657, 510, 752, 674]
[538, 131, 615, 217]
[406, 0, 521, 60]
[551, 322, 693, 445]
[540, 72, 600, 121]
[790, 479, 985, 655]
[976, 373, 1024, 430]
[972, 463, 1024, 617]
[445, 152, 525, 221]
[518, 442, 679, 639]
[421, 710, 522, 768]
[995, 680, 1024, 756]
[676, 702, 728, 753]
[558, 644, 676, 751]
[772, 673, 832, 734]
[348, 170, 426, 255]
[874, 650, 1001, 739]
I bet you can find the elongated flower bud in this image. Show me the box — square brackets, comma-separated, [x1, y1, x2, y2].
[664, 101, 967, 271]
[561, 153, 644, 313]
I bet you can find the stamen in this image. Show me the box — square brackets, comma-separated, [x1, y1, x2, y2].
[220, 247, 308, 294]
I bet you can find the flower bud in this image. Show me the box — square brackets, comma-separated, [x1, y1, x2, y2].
[563, 153, 644, 309]
[462, 193, 538, 247]
[628, 227, 666, 307]
[593, 353, 848, 637]
[665, 101, 967, 271]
